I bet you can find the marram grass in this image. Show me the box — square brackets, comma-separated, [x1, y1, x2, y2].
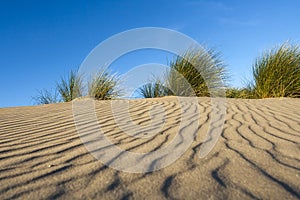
[252, 43, 300, 98]
[88, 69, 121, 100]
[139, 78, 171, 98]
[35, 43, 300, 103]
[139, 47, 228, 98]
[166, 48, 227, 97]
[57, 70, 83, 102]
[32, 89, 60, 104]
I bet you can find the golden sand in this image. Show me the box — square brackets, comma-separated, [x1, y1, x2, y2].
[0, 97, 299, 199]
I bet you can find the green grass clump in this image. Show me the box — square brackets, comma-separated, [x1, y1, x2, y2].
[138, 79, 171, 98]
[34, 67, 121, 104]
[166, 48, 227, 97]
[32, 89, 60, 104]
[252, 43, 300, 98]
[88, 69, 121, 100]
[57, 70, 83, 102]
[226, 87, 254, 99]
[138, 48, 227, 98]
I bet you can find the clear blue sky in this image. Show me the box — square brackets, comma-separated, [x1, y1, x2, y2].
[1, 0, 300, 108]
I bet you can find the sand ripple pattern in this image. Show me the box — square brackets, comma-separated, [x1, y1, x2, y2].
[0, 97, 299, 199]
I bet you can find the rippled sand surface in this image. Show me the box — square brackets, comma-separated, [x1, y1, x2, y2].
[0, 97, 299, 199]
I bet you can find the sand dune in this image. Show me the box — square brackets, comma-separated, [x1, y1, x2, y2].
[0, 97, 299, 199]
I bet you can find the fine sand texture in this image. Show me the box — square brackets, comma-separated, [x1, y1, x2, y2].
[0, 97, 299, 199]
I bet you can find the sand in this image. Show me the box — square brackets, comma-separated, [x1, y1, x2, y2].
[0, 97, 299, 199]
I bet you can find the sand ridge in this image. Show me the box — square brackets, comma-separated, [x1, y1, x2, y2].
[0, 97, 299, 199]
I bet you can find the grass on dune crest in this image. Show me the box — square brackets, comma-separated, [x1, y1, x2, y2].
[251, 42, 300, 98]
[88, 69, 121, 100]
[139, 47, 228, 98]
[33, 68, 121, 104]
[225, 87, 254, 99]
[32, 89, 60, 104]
[138, 78, 171, 98]
[57, 70, 83, 102]
[34, 42, 300, 104]
[167, 48, 227, 97]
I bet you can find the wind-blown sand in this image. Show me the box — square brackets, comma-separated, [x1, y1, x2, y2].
[0, 97, 299, 199]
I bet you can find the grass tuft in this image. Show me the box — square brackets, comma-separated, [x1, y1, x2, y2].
[57, 70, 83, 102]
[88, 69, 121, 100]
[32, 89, 60, 105]
[138, 78, 171, 98]
[252, 42, 300, 98]
[166, 48, 228, 97]
[226, 87, 254, 99]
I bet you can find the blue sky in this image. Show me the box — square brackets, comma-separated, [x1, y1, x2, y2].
[1, 0, 300, 107]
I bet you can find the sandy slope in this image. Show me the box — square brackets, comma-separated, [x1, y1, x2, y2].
[0, 97, 299, 199]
